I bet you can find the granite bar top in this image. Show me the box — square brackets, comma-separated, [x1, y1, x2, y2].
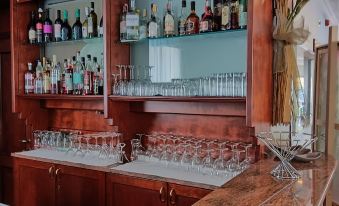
[194, 155, 337, 206]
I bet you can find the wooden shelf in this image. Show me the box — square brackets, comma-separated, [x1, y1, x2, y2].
[18, 94, 103, 101]
[108, 96, 246, 103]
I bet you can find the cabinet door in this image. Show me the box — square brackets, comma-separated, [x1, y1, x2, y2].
[167, 183, 212, 206]
[106, 174, 167, 206]
[55, 164, 105, 206]
[14, 158, 55, 206]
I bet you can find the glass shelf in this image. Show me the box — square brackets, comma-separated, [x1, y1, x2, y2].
[29, 37, 104, 47]
[18, 94, 103, 101]
[120, 29, 247, 44]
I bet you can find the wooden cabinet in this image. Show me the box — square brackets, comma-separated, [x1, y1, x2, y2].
[14, 158, 55, 206]
[14, 158, 106, 206]
[106, 174, 211, 206]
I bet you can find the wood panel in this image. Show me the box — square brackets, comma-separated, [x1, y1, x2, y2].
[167, 183, 211, 206]
[48, 109, 115, 132]
[0, 166, 13, 205]
[104, 0, 130, 117]
[55, 164, 105, 206]
[106, 174, 167, 206]
[42, 99, 104, 111]
[246, 0, 273, 129]
[14, 158, 55, 206]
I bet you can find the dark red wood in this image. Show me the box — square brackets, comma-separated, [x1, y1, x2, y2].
[106, 173, 167, 206]
[167, 183, 211, 206]
[14, 158, 56, 206]
[55, 164, 106, 206]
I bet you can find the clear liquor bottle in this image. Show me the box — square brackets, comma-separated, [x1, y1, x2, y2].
[178, 0, 188, 36]
[185, 1, 199, 35]
[73, 52, 84, 95]
[99, 16, 103, 37]
[34, 73, 43, 94]
[126, 0, 139, 40]
[42, 58, 51, 94]
[239, 0, 247, 29]
[92, 57, 101, 95]
[148, 4, 160, 38]
[83, 55, 93, 95]
[163, 0, 175, 37]
[200, 0, 214, 33]
[213, 0, 222, 31]
[60, 59, 68, 94]
[25, 63, 35, 94]
[50, 55, 60, 94]
[65, 58, 74, 95]
[230, 0, 239, 29]
[139, 9, 148, 40]
[82, 7, 89, 39]
[221, 0, 231, 30]
[120, 4, 128, 41]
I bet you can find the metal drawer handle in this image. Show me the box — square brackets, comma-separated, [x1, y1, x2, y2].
[55, 168, 62, 176]
[159, 187, 166, 203]
[169, 189, 176, 205]
[48, 166, 55, 178]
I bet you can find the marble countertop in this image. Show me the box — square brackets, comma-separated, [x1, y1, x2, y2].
[12, 150, 337, 205]
[194, 155, 337, 206]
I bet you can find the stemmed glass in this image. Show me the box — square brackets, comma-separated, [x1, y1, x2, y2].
[240, 144, 252, 169]
[180, 144, 191, 171]
[213, 142, 228, 175]
[74, 135, 85, 157]
[191, 145, 202, 173]
[66, 132, 77, 154]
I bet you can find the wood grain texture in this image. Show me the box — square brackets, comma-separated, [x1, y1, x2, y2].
[55, 164, 106, 206]
[246, 0, 273, 129]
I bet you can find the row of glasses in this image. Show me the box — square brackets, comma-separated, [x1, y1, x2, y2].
[112, 66, 247, 97]
[129, 133, 253, 177]
[32, 130, 127, 163]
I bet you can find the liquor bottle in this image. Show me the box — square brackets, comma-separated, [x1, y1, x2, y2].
[178, 0, 187, 36]
[126, 0, 139, 40]
[139, 9, 147, 40]
[50, 55, 60, 94]
[43, 9, 53, 43]
[60, 59, 68, 94]
[239, 0, 247, 29]
[28, 11, 36, 44]
[98, 53, 104, 95]
[120, 4, 128, 41]
[163, 0, 175, 37]
[54, 10, 63, 42]
[213, 0, 222, 31]
[148, 4, 160, 38]
[73, 52, 84, 95]
[25, 63, 35, 94]
[221, 0, 231, 30]
[65, 58, 73, 94]
[88, 2, 98, 38]
[185, 1, 199, 35]
[99, 16, 103, 37]
[34, 73, 43, 94]
[230, 0, 239, 29]
[83, 55, 93, 95]
[200, 0, 213, 33]
[42, 58, 51, 94]
[36, 8, 44, 44]
[82, 7, 89, 39]
[72, 9, 83, 40]
[61, 10, 72, 41]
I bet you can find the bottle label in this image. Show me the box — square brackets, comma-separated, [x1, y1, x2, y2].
[126, 14, 139, 27]
[29, 29, 36, 40]
[120, 21, 126, 33]
[148, 22, 158, 37]
[88, 17, 93, 33]
[73, 73, 83, 84]
[43, 25, 53, 34]
[54, 24, 61, 38]
[65, 73, 73, 90]
[36, 23, 43, 30]
[82, 26, 88, 38]
[221, 6, 230, 26]
[179, 21, 185, 35]
[34, 79, 43, 94]
[25, 74, 34, 90]
[186, 20, 195, 33]
[139, 25, 147, 39]
[164, 14, 175, 34]
[200, 21, 209, 32]
[239, 11, 247, 27]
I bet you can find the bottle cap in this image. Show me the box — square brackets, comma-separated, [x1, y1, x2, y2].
[87, 54, 91, 59]
[191, 1, 196, 10]
[182, 0, 186, 8]
[63, 10, 68, 19]
[75, 9, 80, 18]
[38, 8, 43, 13]
[85, 7, 89, 16]
[93, 57, 97, 62]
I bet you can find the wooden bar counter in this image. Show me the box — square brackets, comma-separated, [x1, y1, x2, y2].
[194, 155, 337, 206]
